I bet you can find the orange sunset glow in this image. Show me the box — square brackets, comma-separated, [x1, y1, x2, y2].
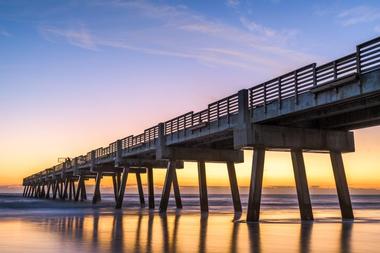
[1, 126, 380, 189]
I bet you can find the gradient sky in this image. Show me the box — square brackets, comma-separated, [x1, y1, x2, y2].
[1, 0, 380, 190]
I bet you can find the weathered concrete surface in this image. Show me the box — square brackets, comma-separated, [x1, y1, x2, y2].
[157, 147, 244, 162]
[234, 124, 355, 152]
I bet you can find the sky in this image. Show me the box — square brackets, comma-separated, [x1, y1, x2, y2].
[1, 0, 380, 191]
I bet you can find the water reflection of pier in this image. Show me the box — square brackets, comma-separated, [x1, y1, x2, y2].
[40, 213, 354, 253]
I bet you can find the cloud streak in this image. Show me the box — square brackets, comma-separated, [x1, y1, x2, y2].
[40, 24, 97, 50]
[337, 6, 380, 26]
[0, 28, 11, 37]
[39, 1, 318, 72]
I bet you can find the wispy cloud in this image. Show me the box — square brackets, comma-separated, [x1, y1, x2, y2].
[337, 6, 380, 26]
[39, 1, 317, 72]
[226, 0, 240, 8]
[0, 28, 11, 37]
[239, 16, 298, 43]
[40, 24, 97, 50]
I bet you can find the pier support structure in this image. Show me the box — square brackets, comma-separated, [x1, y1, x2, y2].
[113, 157, 184, 209]
[156, 121, 244, 213]
[234, 89, 355, 222]
[238, 127, 354, 222]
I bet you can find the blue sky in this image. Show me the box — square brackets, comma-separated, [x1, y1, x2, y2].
[1, 0, 380, 186]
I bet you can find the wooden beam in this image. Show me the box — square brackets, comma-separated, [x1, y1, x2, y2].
[227, 162, 242, 213]
[198, 161, 208, 212]
[247, 148, 265, 222]
[291, 149, 313, 220]
[330, 151, 354, 219]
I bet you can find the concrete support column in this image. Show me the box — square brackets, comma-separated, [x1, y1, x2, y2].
[81, 179, 87, 201]
[31, 185, 36, 197]
[291, 149, 314, 220]
[147, 167, 155, 209]
[33, 184, 40, 198]
[227, 161, 242, 213]
[71, 180, 76, 200]
[22, 186, 27, 197]
[53, 181, 59, 199]
[68, 180, 73, 200]
[92, 172, 102, 204]
[29, 186, 32, 197]
[28, 185, 32, 197]
[74, 177, 83, 202]
[112, 174, 119, 202]
[116, 166, 129, 209]
[58, 181, 63, 199]
[46, 182, 51, 199]
[41, 184, 46, 198]
[330, 151, 354, 220]
[23, 186, 27, 197]
[26, 185, 31, 197]
[172, 169, 182, 209]
[117, 173, 121, 191]
[29, 185, 33, 197]
[159, 160, 175, 212]
[63, 178, 69, 200]
[136, 172, 145, 207]
[197, 161, 209, 212]
[247, 148, 265, 222]
[35, 184, 40, 198]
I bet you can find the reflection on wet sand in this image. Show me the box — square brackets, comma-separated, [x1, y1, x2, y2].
[26, 212, 368, 253]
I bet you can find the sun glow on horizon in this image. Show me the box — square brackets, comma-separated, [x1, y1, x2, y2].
[1, 127, 380, 191]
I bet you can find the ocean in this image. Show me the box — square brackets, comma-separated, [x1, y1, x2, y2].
[0, 193, 379, 252]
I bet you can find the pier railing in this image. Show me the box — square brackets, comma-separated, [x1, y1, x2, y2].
[249, 37, 380, 109]
[25, 36, 380, 178]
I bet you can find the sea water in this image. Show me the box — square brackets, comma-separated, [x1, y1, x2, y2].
[0, 193, 379, 252]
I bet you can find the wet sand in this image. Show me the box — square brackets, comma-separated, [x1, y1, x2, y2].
[0, 194, 379, 252]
